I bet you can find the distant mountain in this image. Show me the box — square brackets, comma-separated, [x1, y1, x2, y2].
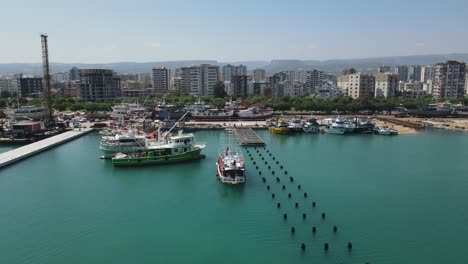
[263, 54, 468, 74]
[0, 54, 467, 76]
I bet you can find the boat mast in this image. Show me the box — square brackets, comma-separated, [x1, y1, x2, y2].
[163, 111, 190, 137]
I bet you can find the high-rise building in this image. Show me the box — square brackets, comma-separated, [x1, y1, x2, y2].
[231, 75, 248, 98]
[421, 66, 435, 83]
[180, 64, 220, 97]
[69, 67, 80, 81]
[252, 68, 266, 83]
[377, 65, 391, 73]
[375, 73, 399, 98]
[465, 71, 468, 95]
[432, 61, 466, 99]
[395, 65, 408, 82]
[408, 65, 421, 82]
[304, 70, 323, 95]
[0, 77, 19, 94]
[18, 77, 43, 98]
[337, 73, 375, 99]
[79, 69, 121, 101]
[222, 64, 247, 82]
[253, 82, 268, 95]
[152, 67, 171, 95]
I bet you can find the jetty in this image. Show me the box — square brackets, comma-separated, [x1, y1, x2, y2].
[233, 128, 266, 146]
[0, 128, 94, 169]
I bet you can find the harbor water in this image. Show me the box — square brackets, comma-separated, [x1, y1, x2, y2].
[1, 130, 468, 263]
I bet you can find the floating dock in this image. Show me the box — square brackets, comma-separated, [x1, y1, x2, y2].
[233, 128, 266, 146]
[0, 128, 94, 169]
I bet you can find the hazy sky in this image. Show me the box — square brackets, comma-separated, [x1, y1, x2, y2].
[1, 0, 467, 63]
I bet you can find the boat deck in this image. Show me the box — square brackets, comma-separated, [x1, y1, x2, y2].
[0, 128, 94, 169]
[233, 128, 266, 146]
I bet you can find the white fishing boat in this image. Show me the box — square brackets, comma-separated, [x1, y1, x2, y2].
[110, 103, 146, 119]
[303, 118, 319, 133]
[190, 108, 234, 119]
[288, 119, 304, 134]
[7, 106, 48, 121]
[236, 107, 273, 119]
[100, 130, 148, 157]
[374, 126, 398, 135]
[216, 128, 245, 184]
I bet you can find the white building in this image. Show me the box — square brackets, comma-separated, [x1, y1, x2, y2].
[0, 77, 19, 94]
[51, 72, 69, 82]
[337, 73, 375, 99]
[375, 73, 399, 98]
[222, 64, 247, 82]
[420, 66, 435, 83]
[180, 64, 220, 97]
[432, 61, 466, 99]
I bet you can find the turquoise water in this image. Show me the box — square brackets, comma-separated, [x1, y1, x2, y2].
[1, 130, 468, 263]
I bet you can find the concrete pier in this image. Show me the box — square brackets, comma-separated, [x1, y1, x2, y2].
[233, 128, 266, 146]
[0, 128, 94, 168]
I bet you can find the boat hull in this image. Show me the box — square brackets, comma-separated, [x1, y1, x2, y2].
[268, 127, 289, 134]
[325, 128, 346, 134]
[112, 149, 204, 166]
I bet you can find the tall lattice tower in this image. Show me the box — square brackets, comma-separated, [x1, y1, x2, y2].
[41, 33, 53, 122]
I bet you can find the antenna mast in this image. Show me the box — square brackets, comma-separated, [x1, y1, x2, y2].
[41, 33, 53, 122]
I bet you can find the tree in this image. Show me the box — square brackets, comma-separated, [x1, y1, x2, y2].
[263, 86, 272, 98]
[213, 81, 227, 98]
[0, 91, 11, 98]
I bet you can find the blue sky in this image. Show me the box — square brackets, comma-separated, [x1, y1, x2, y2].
[1, 0, 467, 63]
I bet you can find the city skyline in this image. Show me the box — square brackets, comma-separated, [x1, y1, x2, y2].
[1, 0, 468, 63]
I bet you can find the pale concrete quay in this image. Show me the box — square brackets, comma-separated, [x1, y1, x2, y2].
[0, 128, 94, 169]
[233, 128, 266, 146]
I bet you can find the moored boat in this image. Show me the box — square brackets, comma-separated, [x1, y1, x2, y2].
[111, 130, 206, 166]
[100, 130, 148, 157]
[288, 119, 304, 134]
[303, 118, 319, 133]
[7, 106, 48, 121]
[268, 119, 290, 134]
[373, 126, 398, 135]
[236, 107, 273, 119]
[216, 128, 245, 184]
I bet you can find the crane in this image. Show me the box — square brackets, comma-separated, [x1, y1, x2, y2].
[41, 33, 53, 124]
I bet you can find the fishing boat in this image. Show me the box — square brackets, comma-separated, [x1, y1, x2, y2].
[288, 119, 304, 134]
[236, 107, 274, 119]
[373, 126, 398, 135]
[216, 128, 245, 184]
[100, 130, 148, 157]
[7, 106, 48, 121]
[303, 118, 319, 133]
[268, 119, 289, 134]
[112, 112, 206, 166]
[153, 103, 185, 120]
[353, 118, 375, 133]
[324, 118, 347, 135]
[111, 131, 206, 166]
[190, 108, 234, 119]
[110, 103, 147, 119]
